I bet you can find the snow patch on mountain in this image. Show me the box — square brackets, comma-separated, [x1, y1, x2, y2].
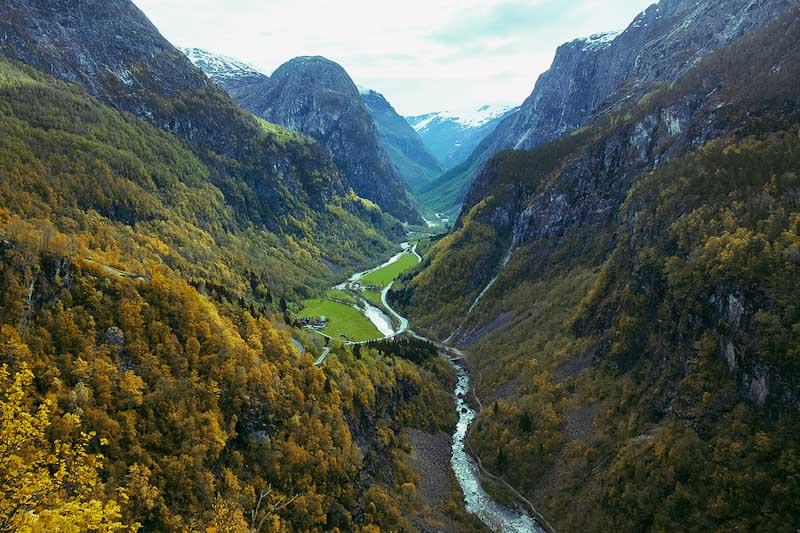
[574, 30, 624, 52]
[181, 47, 266, 82]
[408, 104, 516, 132]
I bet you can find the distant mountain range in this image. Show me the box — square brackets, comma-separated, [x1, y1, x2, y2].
[406, 105, 518, 171]
[360, 88, 445, 192]
[184, 48, 444, 209]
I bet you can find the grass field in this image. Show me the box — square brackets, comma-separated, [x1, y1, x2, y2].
[298, 298, 381, 342]
[362, 290, 383, 308]
[359, 253, 420, 288]
[326, 288, 359, 305]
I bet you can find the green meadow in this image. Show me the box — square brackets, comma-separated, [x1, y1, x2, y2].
[359, 253, 420, 288]
[298, 298, 381, 342]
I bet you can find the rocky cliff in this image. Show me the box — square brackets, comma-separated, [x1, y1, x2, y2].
[394, 8, 800, 529]
[426, 0, 796, 216]
[0, 0, 358, 228]
[220, 56, 421, 223]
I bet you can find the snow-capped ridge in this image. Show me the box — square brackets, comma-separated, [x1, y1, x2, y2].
[409, 104, 516, 131]
[572, 30, 623, 52]
[357, 84, 374, 95]
[181, 47, 267, 82]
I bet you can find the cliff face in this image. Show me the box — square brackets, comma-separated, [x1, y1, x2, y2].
[0, 0, 209, 101]
[426, 0, 797, 216]
[399, 4, 800, 404]
[0, 0, 361, 228]
[361, 89, 444, 192]
[224, 56, 421, 223]
[395, 10, 800, 528]
[492, 0, 794, 153]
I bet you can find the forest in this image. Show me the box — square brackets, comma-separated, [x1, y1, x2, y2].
[394, 10, 800, 531]
[0, 57, 468, 531]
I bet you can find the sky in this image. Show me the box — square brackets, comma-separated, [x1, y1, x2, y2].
[132, 0, 656, 116]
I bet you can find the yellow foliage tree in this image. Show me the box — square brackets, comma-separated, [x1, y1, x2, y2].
[0, 364, 133, 532]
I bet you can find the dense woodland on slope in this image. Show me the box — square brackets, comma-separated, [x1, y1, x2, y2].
[2, 0, 800, 530]
[0, 60, 401, 301]
[394, 8, 800, 531]
[0, 0, 484, 527]
[0, 57, 481, 530]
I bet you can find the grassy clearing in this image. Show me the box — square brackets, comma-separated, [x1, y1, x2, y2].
[326, 288, 359, 305]
[360, 253, 420, 288]
[362, 290, 384, 308]
[298, 298, 381, 342]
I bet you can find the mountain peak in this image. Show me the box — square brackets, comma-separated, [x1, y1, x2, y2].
[570, 30, 623, 52]
[406, 104, 519, 177]
[210, 54, 420, 223]
[181, 47, 266, 83]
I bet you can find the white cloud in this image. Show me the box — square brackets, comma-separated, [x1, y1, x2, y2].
[133, 0, 655, 115]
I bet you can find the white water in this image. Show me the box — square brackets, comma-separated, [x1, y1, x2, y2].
[362, 300, 395, 336]
[376, 250, 541, 532]
[318, 243, 542, 531]
[451, 361, 543, 532]
[445, 244, 515, 345]
[467, 245, 514, 315]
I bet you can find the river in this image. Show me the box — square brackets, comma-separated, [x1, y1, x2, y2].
[451, 361, 543, 532]
[325, 244, 543, 532]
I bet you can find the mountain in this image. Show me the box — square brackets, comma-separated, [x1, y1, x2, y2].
[0, 2, 463, 530]
[183, 48, 439, 195]
[407, 104, 518, 170]
[0, 0, 407, 249]
[201, 54, 421, 223]
[421, 0, 796, 217]
[393, 2, 800, 531]
[360, 88, 445, 191]
[181, 46, 267, 91]
[411, 105, 518, 216]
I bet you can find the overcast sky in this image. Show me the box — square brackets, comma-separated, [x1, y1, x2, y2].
[132, 0, 655, 116]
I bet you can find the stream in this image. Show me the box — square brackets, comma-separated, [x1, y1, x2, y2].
[317, 243, 542, 531]
[450, 360, 543, 532]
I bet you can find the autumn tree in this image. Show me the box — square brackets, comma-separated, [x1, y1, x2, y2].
[0, 363, 133, 532]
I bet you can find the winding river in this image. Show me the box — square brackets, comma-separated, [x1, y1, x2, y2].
[450, 361, 543, 532]
[327, 244, 543, 532]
